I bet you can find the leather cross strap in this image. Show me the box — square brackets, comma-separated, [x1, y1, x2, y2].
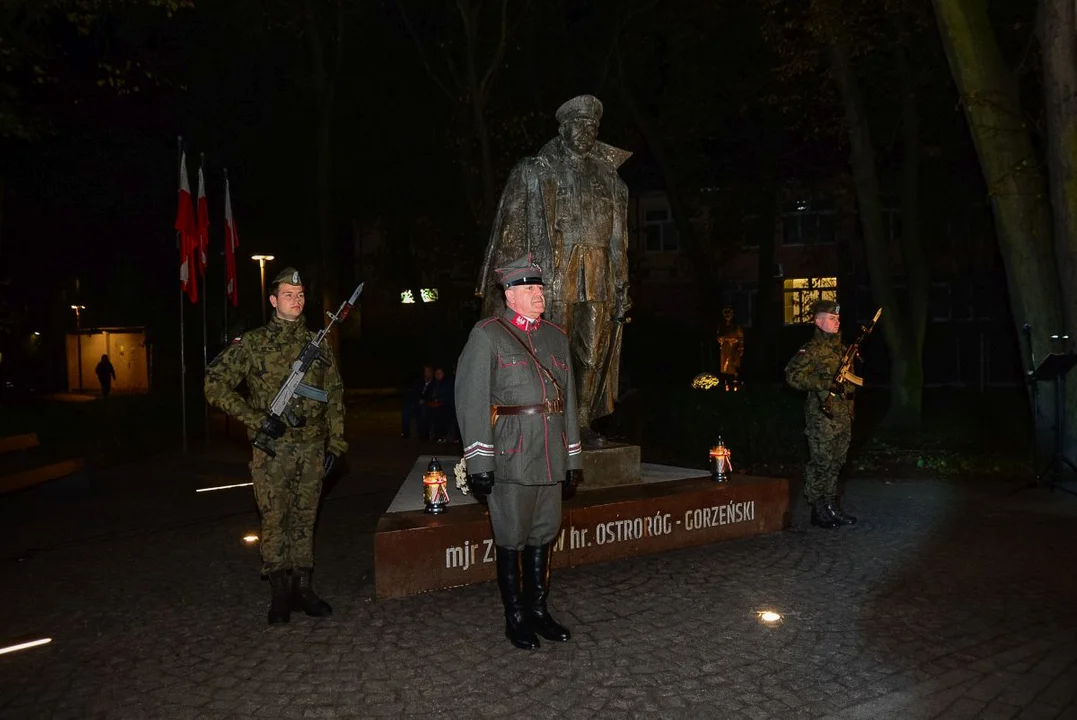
[495, 318, 564, 398]
[490, 318, 566, 427]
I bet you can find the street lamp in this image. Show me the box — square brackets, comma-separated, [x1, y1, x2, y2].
[71, 305, 86, 391]
[251, 255, 275, 324]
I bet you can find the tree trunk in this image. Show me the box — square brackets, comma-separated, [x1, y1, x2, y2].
[0, 174, 5, 257]
[1038, 0, 1077, 334]
[471, 92, 497, 226]
[1036, 0, 1077, 458]
[304, 1, 342, 330]
[932, 0, 1062, 452]
[894, 32, 930, 428]
[314, 80, 337, 322]
[616, 68, 710, 326]
[751, 189, 782, 380]
[452, 107, 482, 225]
[827, 38, 924, 427]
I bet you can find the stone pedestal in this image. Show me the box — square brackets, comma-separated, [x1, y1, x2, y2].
[373, 455, 790, 599]
[580, 443, 641, 490]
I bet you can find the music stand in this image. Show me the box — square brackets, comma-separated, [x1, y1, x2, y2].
[1032, 352, 1077, 496]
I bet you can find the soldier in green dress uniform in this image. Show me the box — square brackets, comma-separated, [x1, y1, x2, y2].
[456, 255, 584, 650]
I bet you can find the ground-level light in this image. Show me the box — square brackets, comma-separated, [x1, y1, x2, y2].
[243, 534, 259, 544]
[195, 482, 254, 493]
[757, 610, 784, 626]
[0, 638, 52, 656]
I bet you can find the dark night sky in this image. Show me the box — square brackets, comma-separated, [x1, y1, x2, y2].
[0, 0, 1036, 389]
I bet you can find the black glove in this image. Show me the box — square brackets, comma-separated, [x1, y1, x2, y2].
[322, 452, 338, 479]
[467, 472, 495, 498]
[563, 469, 582, 500]
[261, 415, 287, 439]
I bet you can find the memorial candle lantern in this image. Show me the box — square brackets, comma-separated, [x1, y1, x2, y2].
[422, 457, 450, 514]
[709, 437, 732, 482]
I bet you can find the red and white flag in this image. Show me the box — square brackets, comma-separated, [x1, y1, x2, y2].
[175, 151, 198, 303]
[224, 174, 239, 308]
[196, 165, 209, 275]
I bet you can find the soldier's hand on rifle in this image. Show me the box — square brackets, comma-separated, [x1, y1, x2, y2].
[262, 415, 287, 439]
[563, 469, 583, 500]
[467, 472, 495, 498]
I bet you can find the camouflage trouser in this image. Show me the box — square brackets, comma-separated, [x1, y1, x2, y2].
[803, 398, 852, 504]
[250, 440, 326, 574]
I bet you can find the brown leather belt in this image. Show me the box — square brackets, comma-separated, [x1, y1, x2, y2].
[490, 399, 564, 427]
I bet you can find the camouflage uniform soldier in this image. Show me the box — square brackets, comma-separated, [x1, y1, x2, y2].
[784, 299, 858, 529]
[205, 267, 347, 625]
[456, 255, 583, 650]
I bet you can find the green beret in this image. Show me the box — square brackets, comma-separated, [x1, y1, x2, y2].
[811, 299, 840, 316]
[271, 267, 303, 287]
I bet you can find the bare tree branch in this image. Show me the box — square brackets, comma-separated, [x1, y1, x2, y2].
[478, 0, 517, 97]
[598, 0, 661, 88]
[396, 0, 456, 100]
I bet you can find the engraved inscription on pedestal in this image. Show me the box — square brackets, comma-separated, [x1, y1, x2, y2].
[580, 443, 641, 490]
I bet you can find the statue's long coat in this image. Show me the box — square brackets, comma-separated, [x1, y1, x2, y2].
[477, 138, 631, 422]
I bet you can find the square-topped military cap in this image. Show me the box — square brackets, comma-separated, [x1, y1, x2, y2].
[495, 254, 544, 288]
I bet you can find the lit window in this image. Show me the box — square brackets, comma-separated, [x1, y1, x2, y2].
[783, 277, 838, 324]
[420, 288, 439, 303]
[400, 290, 416, 304]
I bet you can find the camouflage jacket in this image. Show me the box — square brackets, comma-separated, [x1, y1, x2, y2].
[785, 328, 853, 418]
[455, 310, 583, 485]
[205, 315, 347, 455]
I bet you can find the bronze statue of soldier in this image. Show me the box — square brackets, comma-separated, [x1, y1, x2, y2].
[477, 94, 631, 445]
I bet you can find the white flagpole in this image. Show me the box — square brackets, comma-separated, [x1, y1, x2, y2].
[177, 136, 188, 453]
[222, 169, 230, 346]
[200, 152, 210, 447]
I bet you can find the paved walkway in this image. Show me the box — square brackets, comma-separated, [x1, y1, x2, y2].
[2, 404, 1076, 719]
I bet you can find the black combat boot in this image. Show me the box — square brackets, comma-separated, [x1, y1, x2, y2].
[496, 546, 540, 650]
[291, 567, 333, 617]
[523, 544, 571, 642]
[825, 498, 857, 526]
[267, 569, 292, 625]
[810, 502, 840, 529]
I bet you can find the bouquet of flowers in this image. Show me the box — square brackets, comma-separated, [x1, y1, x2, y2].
[453, 458, 469, 495]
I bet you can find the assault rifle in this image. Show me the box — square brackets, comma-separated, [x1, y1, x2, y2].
[821, 307, 882, 419]
[252, 282, 365, 456]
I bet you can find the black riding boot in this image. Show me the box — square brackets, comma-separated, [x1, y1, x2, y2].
[523, 544, 571, 642]
[267, 569, 292, 625]
[496, 546, 540, 650]
[292, 567, 333, 617]
[825, 498, 857, 526]
[810, 502, 840, 529]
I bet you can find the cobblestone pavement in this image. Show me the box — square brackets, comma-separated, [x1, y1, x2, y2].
[2, 403, 1076, 719]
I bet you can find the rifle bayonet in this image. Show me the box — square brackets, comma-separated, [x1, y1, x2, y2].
[821, 307, 882, 419]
